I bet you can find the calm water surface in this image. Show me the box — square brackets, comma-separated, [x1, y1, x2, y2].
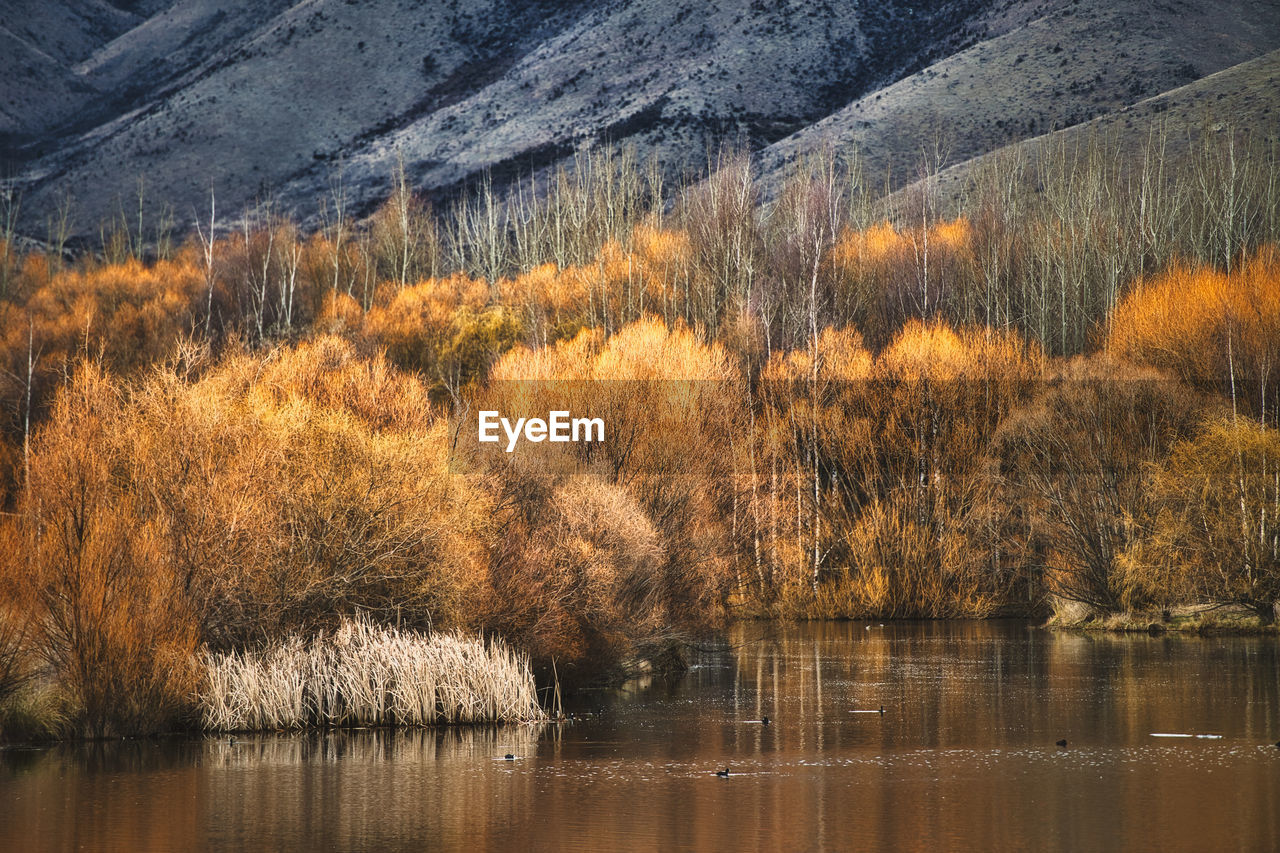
[3, 621, 1279, 851]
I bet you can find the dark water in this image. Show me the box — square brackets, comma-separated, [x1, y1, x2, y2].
[3, 621, 1279, 852]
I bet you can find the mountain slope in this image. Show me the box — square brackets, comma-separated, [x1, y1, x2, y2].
[0, 0, 139, 139]
[885, 48, 1280, 215]
[8, 0, 997, 236]
[756, 0, 1280, 197]
[6, 0, 1279, 241]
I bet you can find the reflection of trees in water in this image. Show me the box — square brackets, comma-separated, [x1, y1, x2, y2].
[0, 725, 549, 853]
[198, 725, 552, 850]
[203, 723, 547, 768]
[5, 626, 1280, 852]
[723, 621, 1280, 750]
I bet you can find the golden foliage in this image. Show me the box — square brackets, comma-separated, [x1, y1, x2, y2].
[362, 273, 521, 395]
[125, 336, 490, 642]
[1109, 247, 1280, 423]
[16, 363, 199, 736]
[992, 356, 1203, 612]
[485, 476, 665, 667]
[1126, 417, 1280, 616]
[481, 317, 744, 671]
[750, 321, 1043, 617]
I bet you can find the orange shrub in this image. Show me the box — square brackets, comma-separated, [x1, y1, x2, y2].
[481, 317, 745, 669]
[1109, 247, 1280, 425]
[16, 363, 199, 736]
[1127, 417, 1280, 616]
[749, 320, 1043, 617]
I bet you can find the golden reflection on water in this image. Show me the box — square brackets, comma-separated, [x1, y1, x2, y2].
[2, 621, 1279, 851]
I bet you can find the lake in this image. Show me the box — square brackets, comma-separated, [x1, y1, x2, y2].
[2, 621, 1278, 851]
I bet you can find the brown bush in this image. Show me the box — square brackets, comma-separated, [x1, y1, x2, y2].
[1126, 417, 1280, 617]
[992, 357, 1202, 612]
[484, 475, 665, 670]
[16, 363, 199, 736]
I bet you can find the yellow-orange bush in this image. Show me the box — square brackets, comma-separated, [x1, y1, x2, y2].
[992, 357, 1203, 614]
[1125, 417, 1280, 616]
[0, 251, 206, 473]
[823, 219, 976, 347]
[499, 230, 698, 344]
[749, 320, 1043, 617]
[362, 273, 521, 396]
[480, 317, 744, 673]
[12, 363, 198, 736]
[124, 336, 492, 643]
[1109, 248, 1280, 425]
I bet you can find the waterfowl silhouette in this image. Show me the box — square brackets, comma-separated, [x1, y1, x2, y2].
[1274, 741, 1280, 748]
[761, 716, 770, 726]
[504, 753, 515, 760]
[1055, 739, 1068, 748]
[715, 767, 730, 777]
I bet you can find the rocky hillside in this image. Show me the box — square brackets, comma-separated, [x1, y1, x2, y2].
[4, 0, 1278, 240]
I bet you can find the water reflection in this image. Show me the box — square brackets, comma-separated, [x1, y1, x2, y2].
[2, 621, 1278, 851]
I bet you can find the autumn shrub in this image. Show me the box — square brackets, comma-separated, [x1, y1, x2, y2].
[14, 363, 199, 736]
[499, 232, 699, 346]
[1109, 247, 1280, 426]
[0, 522, 36, 712]
[125, 336, 492, 645]
[484, 473, 666, 670]
[361, 273, 521, 396]
[479, 317, 744, 671]
[362, 274, 488, 371]
[750, 321, 1043, 617]
[821, 219, 976, 349]
[500, 262, 591, 344]
[825, 222, 913, 347]
[991, 357, 1203, 614]
[2, 337, 520, 734]
[0, 251, 206, 467]
[634, 225, 696, 329]
[1124, 417, 1280, 618]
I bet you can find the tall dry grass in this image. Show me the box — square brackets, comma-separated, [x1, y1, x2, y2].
[200, 614, 543, 730]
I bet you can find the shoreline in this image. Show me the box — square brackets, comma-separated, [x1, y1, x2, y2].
[1043, 605, 1279, 636]
[5, 611, 1275, 747]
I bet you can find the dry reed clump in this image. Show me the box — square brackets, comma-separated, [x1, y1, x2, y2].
[200, 615, 543, 731]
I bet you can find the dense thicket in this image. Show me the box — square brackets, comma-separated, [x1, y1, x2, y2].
[0, 124, 1277, 736]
